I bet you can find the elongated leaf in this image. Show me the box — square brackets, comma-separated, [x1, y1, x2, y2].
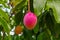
[0, 0, 10, 8]
[33, 0, 47, 16]
[46, 1, 60, 35]
[0, 17, 10, 33]
[0, 9, 9, 22]
[46, 1, 60, 23]
[10, 0, 22, 7]
[12, 0, 27, 13]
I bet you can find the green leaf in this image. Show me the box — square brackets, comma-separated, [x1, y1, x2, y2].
[0, 0, 10, 8]
[46, 1, 60, 35]
[34, 23, 39, 34]
[0, 0, 7, 4]
[2, 3, 10, 8]
[46, 1, 60, 23]
[45, 10, 56, 34]
[0, 17, 10, 33]
[12, 0, 27, 13]
[37, 32, 44, 40]
[10, 0, 22, 7]
[54, 23, 60, 34]
[33, 0, 47, 16]
[37, 32, 51, 40]
[0, 9, 9, 22]
[23, 29, 32, 40]
[14, 10, 24, 25]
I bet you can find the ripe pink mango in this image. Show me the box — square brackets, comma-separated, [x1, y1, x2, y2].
[23, 11, 37, 30]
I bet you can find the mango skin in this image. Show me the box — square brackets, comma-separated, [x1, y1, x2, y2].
[23, 11, 37, 30]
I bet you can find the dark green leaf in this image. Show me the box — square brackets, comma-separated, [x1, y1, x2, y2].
[37, 32, 51, 40]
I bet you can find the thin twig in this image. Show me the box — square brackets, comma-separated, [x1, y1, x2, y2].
[28, 0, 30, 12]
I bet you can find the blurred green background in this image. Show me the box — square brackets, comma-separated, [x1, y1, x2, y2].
[0, 0, 60, 40]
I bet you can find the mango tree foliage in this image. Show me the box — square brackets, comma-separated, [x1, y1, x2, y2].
[0, 0, 60, 40]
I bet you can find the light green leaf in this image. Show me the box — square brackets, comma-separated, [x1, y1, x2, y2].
[0, 17, 10, 33]
[10, 0, 22, 7]
[33, 0, 47, 16]
[0, 0, 10, 8]
[12, 0, 27, 13]
[0, 9, 9, 22]
[46, 1, 60, 23]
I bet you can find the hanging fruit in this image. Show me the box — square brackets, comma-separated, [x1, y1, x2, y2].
[23, 0, 37, 30]
[23, 11, 37, 30]
[15, 25, 23, 34]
